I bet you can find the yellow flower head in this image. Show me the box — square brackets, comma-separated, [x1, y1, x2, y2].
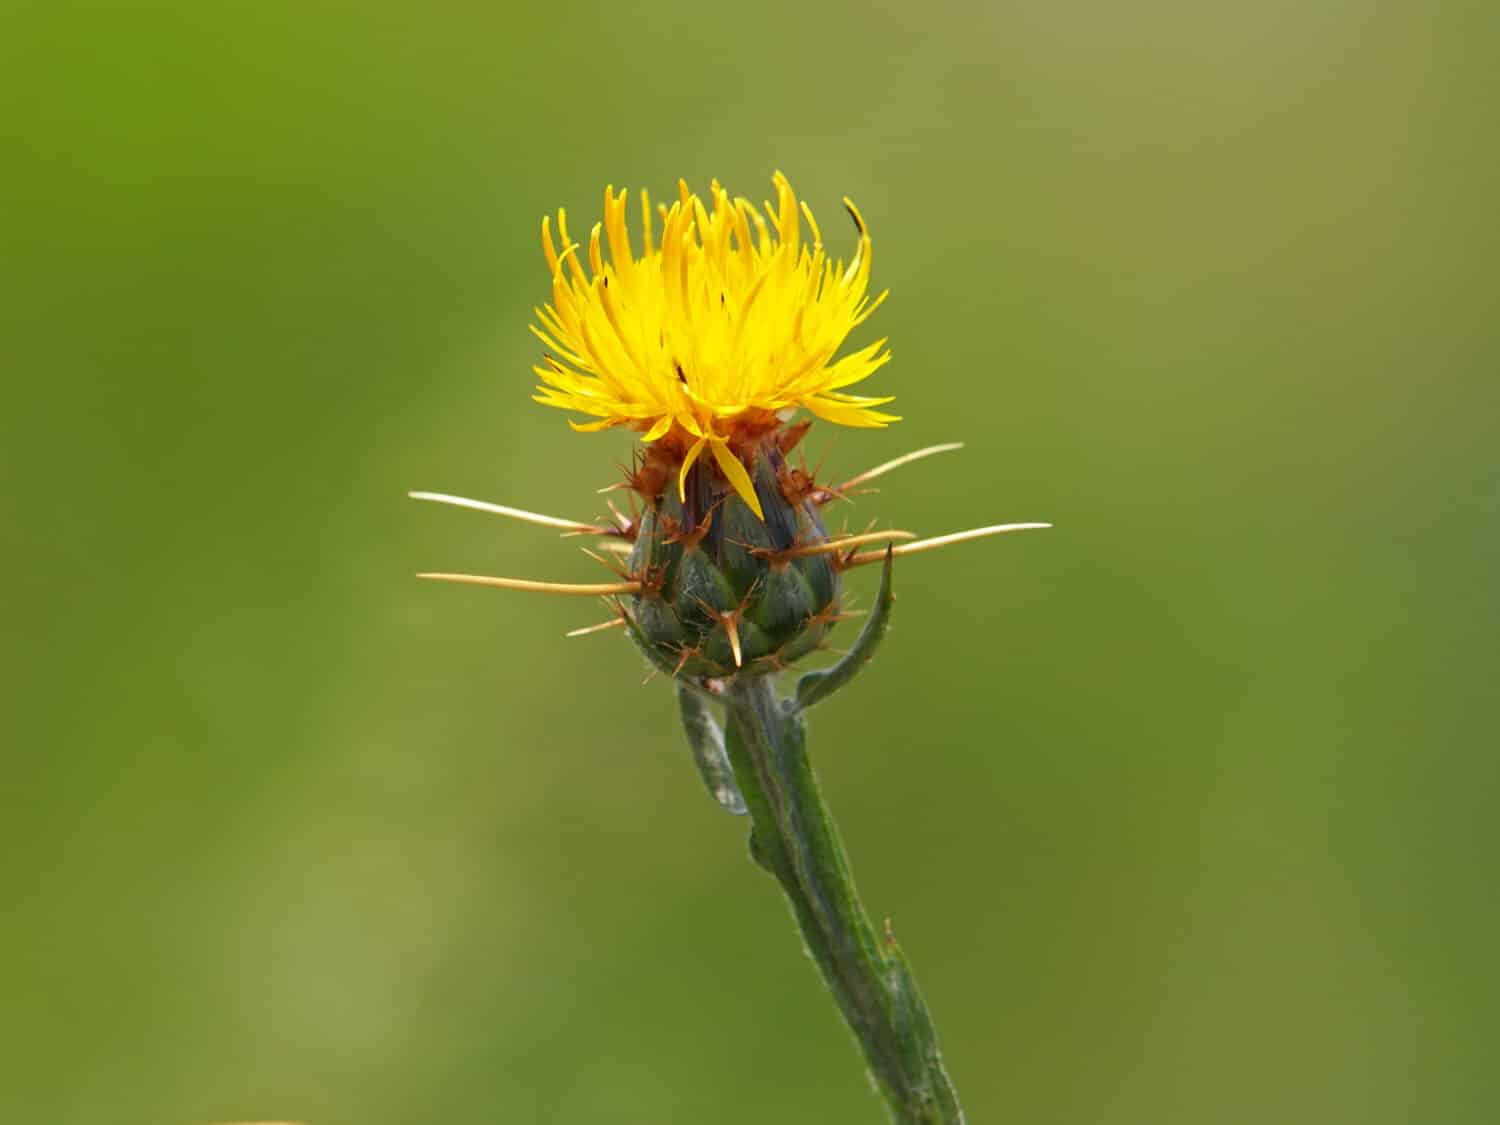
[530, 172, 897, 518]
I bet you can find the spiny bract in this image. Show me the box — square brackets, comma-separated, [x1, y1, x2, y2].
[626, 431, 841, 679]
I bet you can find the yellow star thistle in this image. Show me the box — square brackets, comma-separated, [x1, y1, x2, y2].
[415, 173, 1055, 1124]
[530, 171, 897, 520]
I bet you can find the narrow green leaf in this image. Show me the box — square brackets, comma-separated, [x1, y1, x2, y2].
[794, 545, 895, 712]
[676, 683, 747, 815]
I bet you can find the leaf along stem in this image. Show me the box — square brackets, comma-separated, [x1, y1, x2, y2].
[795, 544, 896, 712]
[676, 682, 748, 815]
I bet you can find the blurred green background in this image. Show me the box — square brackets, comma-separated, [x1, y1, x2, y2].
[4, 1, 1496, 1122]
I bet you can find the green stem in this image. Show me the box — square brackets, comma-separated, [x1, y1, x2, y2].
[722, 675, 964, 1124]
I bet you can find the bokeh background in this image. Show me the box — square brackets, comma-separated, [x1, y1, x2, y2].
[5, 1, 1497, 1122]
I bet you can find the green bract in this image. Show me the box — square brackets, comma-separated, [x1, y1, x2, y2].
[627, 446, 839, 680]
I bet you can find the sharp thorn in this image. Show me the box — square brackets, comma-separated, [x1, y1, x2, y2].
[724, 614, 743, 668]
[842, 522, 1051, 567]
[407, 491, 607, 534]
[565, 616, 628, 638]
[579, 546, 632, 579]
[831, 442, 965, 495]
[759, 529, 917, 560]
[416, 572, 641, 596]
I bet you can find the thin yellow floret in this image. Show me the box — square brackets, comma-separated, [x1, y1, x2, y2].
[530, 172, 897, 516]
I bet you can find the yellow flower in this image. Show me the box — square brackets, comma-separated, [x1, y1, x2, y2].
[530, 172, 897, 518]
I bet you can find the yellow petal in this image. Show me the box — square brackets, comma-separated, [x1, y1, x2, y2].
[709, 438, 764, 520]
[529, 174, 900, 498]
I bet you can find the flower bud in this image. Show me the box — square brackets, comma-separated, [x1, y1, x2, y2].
[628, 441, 839, 679]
